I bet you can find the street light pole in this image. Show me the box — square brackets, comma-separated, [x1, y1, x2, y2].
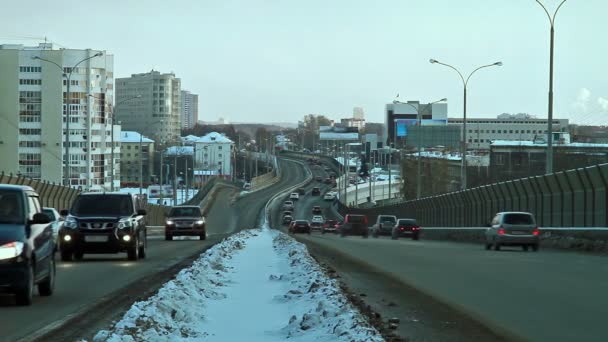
[139, 120, 163, 199]
[430, 58, 502, 190]
[535, 0, 567, 174]
[33, 52, 103, 187]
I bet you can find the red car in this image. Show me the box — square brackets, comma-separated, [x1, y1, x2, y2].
[322, 219, 339, 234]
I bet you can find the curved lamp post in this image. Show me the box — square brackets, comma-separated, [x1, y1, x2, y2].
[535, 0, 567, 174]
[140, 120, 164, 198]
[430, 58, 502, 190]
[33, 52, 103, 187]
[393, 98, 447, 198]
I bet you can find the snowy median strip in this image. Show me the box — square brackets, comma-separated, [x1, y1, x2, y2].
[93, 227, 383, 342]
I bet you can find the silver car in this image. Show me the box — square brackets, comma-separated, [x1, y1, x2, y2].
[485, 212, 540, 251]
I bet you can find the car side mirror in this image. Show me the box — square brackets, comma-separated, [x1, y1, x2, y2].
[137, 209, 147, 216]
[32, 213, 51, 224]
[60, 209, 69, 216]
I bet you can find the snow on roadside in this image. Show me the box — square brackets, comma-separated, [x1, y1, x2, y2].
[92, 228, 383, 342]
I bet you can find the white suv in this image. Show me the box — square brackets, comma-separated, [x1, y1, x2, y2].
[289, 192, 299, 200]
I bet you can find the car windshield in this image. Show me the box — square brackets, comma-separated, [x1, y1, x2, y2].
[71, 195, 133, 217]
[0, 190, 24, 224]
[169, 207, 201, 217]
[380, 217, 396, 223]
[503, 214, 534, 225]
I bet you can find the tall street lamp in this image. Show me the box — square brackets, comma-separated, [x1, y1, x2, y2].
[393, 98, 447, 199]
[430, 58, 502, 190]
[535, 0, 567, 174]
[139, 120, 164, 198]
[33, 52, 103, 187]
[89, 94, 141, 191]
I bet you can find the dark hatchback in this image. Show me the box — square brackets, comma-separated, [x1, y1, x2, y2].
[165, 205, 206, 240]
[394, 218, 420, 240]
[289, 220, 311, 234]
[0, 185, 55, 306]
[59, 193, 147, 261]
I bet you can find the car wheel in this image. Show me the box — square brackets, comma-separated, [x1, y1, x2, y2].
[60, 249, 73, 262]
[494, 243, 501, 251]
[38, 257, 55, 296]
[522, 245, 529, 252]
[485, 243, 492, 250]
[138, 233, 147, 259]
[200, 231, 207, 240]
[165, 234, 172, 241]
[15, 264, 34, 306]
[412, 234, 419, 241]
[532, 244, 539, 252]
[74, 251, 84, 261]
[127, 236, 139, 261]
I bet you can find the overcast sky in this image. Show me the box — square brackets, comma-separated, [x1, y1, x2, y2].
[1, 0, 606, 124]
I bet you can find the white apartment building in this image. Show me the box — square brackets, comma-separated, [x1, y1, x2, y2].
[448, 113, 569, 150]
[189, 132, 234, 179]
[115, 71, 181, 144]
[180, 90, 199, 130]
[0, 43, 115, 189]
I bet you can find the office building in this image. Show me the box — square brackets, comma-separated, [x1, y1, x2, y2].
[0, 43, 114, 189]
[115, 70, 181, 144]
[385, 100, 448, 146]
[181, 90, 199, 130]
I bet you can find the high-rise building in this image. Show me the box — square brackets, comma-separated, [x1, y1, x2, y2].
[0, 43, 115, 189]
[115, 71, 181, 144]
[181, 90, 199, 130]
[353, 107, 365, 120]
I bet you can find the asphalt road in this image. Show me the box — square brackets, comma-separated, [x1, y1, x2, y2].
[278, 158, 608, 342]
[0, 158, 306, 342]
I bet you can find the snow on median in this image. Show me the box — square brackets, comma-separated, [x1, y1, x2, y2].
[93, 228, 383, 342]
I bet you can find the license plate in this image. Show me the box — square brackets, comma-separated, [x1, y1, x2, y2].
[85, 235, 108, 242]
[511, 231, 527, 235]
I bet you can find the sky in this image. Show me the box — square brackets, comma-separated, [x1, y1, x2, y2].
[1, 0, 606, 125]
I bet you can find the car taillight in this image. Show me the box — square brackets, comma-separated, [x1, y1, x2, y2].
[399, 226, 405, 231]
[533, 228, 540, 236]
[412, 226, 419, 231]
[498, 228, 506, 235]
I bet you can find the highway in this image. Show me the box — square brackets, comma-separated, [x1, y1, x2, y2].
[0, 158, 306, 342]
[271, 157, 608, 342]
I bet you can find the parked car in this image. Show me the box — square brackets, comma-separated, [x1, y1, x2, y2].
[323, 192, 336, 201]
[310, 215, 324, 231]
[311, 187, 321, 196]
[322, 219, 339, 234]
[59, 192, 147, 261]
[290, 192, 300, 201]
[340, 214, 369, 238]
[43, 207, 63, 251]
[283, 215, 294, 225]
[0, 185, 55, 305]
[485, 212, 540, 251]
[289, 220, 311, 234]
[165, 205, 206, 241]
[312, 206, 322, 215]
[282, 201, 294, 210]
[371, 215, 398, 238]
[393, 218, 420, 240]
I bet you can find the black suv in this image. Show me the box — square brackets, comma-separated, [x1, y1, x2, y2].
[0, 185, 55, 305]
[59, 192, 147, 261]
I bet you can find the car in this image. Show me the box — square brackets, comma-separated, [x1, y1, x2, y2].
[393, 218, 420, 240]
[371, 215, 398, 238]
[324, 177, 333, 184]
[59, 192, 147, 261]
[243, 182, 251, 190]
[315, 176, 323, 182]
[485, 212, 540, 251]
[0, 185, 55, 305]
[322, 219, 339, 234]
[297, 187, 306, 195]
[312, 206, 322, 215]
[323, 192, 336, 201]
[310, 215, 324, 231]
[283, 215, 293, 225]
[165, 205, 206, 241]
[283, 210, 293, 218]
[289, 192, 299, 201]
[289, 220, 311, 234]
[323, 166, 331, 172]
[340, 214, 369, 238]
[282, 201, 294, 210]
[311, 187, 321, 196]
[42, 207, 63, 251]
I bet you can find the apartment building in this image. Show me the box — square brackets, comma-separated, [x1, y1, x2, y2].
[115, 71, 181, 144]
[0, 43, 115, 189]
[180, 90, 199, 130]
[119, 131, 155, 185]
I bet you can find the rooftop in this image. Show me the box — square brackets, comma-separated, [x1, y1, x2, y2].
[182, 132, 234, 144]
[120, 131, 154, 143]
[491, 140, 608, 148]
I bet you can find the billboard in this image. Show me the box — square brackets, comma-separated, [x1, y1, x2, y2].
[395, 119, 448, 137]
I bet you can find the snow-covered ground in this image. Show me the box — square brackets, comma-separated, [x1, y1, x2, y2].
[92, 227, 383, 342]
[119, 188, 198, 206]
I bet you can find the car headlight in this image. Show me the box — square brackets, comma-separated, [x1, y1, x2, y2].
[64, 217, 78, 229]
[0, 241, 25, 260]
[195, 220, 205, 225]
[166, 220, 175, 225]
[118, 218, 133, 229]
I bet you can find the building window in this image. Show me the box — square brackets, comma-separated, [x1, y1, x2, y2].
[492, 130, 496, 133]
[509, 130, 513, 134]
[498, 130, 502, 133]
[495, 154, 505, 166]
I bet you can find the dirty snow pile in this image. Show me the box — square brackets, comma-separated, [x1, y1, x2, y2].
[92, 227, 383, 342]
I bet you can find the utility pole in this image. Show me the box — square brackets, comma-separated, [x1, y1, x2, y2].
[173, 151, 177, 205]
[159, 148, 164, 205]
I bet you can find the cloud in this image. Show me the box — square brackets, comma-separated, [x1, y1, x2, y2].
[573, 87, 592, 112]
[598, 97, 608, 112]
